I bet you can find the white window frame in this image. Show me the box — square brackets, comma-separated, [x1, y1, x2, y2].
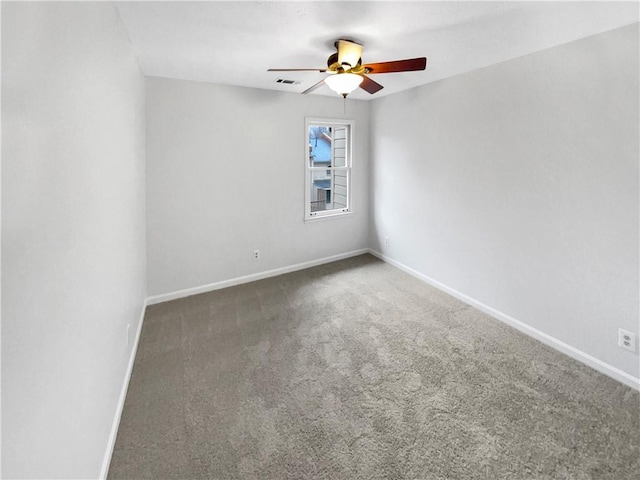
[304, 117, 354, 222]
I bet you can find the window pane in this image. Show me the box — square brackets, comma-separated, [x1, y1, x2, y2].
[309, 168, 349, 213]
[310, 170, 332, 212]
[332, 126, 347, 167]
[308, 125, 332, 168]
[332, 168, 348, 209]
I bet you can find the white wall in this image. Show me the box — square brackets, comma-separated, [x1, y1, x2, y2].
[146, 77, 370, 298]
[2, 8, 634, 479]
[370, 23, 639, 381]
[2, 2, 146, 478]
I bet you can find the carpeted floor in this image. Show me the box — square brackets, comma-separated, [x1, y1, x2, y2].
[109, 254, 639, 479]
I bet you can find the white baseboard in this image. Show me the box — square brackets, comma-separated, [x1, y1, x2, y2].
[368, 249, 640, 391]
[99, 249, 368, 477]
[146, 248, 370, 305]
[97, 248, 638, 479]
[99, 246, 638, 480]
[99, 301, 147, 480]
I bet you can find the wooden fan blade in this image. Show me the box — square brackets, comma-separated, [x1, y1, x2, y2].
[337, 39, 363, 70]
[364, 57, 427, 74]
[359, 75, 384, 94]
[268, 68, 328, 72]
[301, 78, 326, 94]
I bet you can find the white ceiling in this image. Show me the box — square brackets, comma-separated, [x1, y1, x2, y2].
[114, 1, 639, 100]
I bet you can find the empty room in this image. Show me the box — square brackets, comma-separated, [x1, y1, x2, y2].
[2, 1, 639, 479]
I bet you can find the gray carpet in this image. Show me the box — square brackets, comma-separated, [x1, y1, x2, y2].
[109, 254, 639, 479]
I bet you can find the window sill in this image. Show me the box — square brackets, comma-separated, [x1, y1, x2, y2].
[304, 211, 354, 223]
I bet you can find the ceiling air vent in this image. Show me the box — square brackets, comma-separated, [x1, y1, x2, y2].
[276, 78, 300, 85]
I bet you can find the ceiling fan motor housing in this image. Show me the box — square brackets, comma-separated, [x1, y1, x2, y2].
[327, 52, 364, 73]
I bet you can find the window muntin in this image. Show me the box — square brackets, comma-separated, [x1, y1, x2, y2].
[305, 119, 353, 220]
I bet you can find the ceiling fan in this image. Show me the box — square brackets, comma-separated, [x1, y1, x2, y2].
[268, 39, 427, 98]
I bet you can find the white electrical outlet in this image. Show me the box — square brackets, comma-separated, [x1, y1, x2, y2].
[384, 236, 389, 247]
[253, 249, 260, 260]
[618, 329, 636, 353]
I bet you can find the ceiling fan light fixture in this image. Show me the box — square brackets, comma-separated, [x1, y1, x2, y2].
[324, 73, 363, 98]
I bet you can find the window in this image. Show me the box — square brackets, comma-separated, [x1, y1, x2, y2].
[305, 118, 353, 220]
